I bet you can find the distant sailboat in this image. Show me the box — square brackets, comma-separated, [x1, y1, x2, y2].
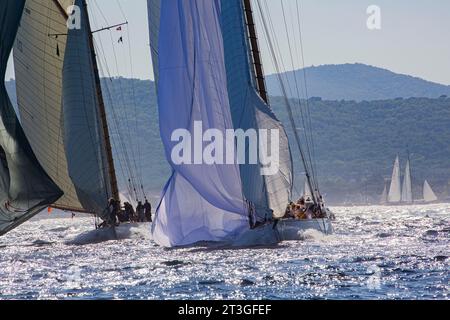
[382, 154, 439, 205]
[0, 0, 63, 236]
[423, 180, 438, 203]
[401, 158, 413, 204]
[388, 156, 402, 203]
[147, 0, 333, 247]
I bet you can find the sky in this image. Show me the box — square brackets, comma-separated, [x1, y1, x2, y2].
[5, 0, 450, 85]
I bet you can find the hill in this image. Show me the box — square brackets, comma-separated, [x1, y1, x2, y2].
[265, 63, 450, 101]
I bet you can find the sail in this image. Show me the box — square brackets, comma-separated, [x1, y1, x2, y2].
[401, 159, 413, 203]
[61, 0, 112, 216]
[388, 156, 401, 203]
[221, 0, 293, 219]
[151, 0, 249, 247]
[423, 180, 438, 203]
[0, 0, 62, 236]
[13, 0, 85, 212]
[380, 183, 388, 204]
[304, 178, 313, 200]
[147, 0, 160, 84]
[14, 0, 113, 215]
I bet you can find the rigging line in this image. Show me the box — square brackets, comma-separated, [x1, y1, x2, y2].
[93, 0, 145, 194]
[89, 4, 141, 197]
[259, 0, 314, 181]
[280, 0, 317, 190]
[287, 0, 317, 192]
[125, 35, 147, 199]
[256, 0, 318, 206]
[286, 0, 317, 190]
[92, 31, 136, 199]
[295, 0, 319, 190]
[262, 0, 316, 190]
[88, 6, 132, 196]
[117, 2, 146, 195]
[105, 30, 141, 191]
[96, 65, 133, 200]
[94, 39, 138, 200]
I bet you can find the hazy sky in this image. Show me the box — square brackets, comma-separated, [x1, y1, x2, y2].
[5, 0, 450, 85]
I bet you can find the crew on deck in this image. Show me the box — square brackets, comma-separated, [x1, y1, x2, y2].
[284, 196, 327, 220]
[144, 200, 152, 222]
[136, 201, 145, 223]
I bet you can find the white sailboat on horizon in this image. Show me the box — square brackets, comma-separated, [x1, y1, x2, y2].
[422, 180, 438, 203]
[382, 155, 439, 205]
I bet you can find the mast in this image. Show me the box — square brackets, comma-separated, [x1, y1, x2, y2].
[81, 0, 120, 202]
[242, 0, 268, 104]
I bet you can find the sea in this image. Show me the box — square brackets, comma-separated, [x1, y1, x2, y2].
[0, 204, 448, 300]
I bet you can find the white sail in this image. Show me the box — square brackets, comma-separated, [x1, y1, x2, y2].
[304, 179, 312, 200]
[388, 156, 402, 203]
[423, 180, 438, 203]
[13, 0, 84, 211]
[401, 159, 413, 203]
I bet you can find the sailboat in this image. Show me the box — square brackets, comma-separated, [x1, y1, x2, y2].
[387, 155, 402, 204]
[401, 157, 413, 204]
[0, 0, 63, 236]
[422, 180, 438, 203]
[0, 0, 133, 237]
[382, 154, 439, 205]
[147, 0, 333, 248]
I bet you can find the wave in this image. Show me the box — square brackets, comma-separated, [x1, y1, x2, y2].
[297, 229, 333, 242]
[66, 223, 152, 246]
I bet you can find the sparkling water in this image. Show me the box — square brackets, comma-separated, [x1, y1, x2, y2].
[0, 204, 448, 300]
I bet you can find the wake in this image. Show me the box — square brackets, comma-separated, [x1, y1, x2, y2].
[66, 223, 152, 246]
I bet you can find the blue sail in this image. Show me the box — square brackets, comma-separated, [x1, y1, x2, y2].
[151, 0, 249, 247]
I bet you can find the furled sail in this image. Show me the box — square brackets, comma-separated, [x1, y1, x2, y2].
[0, 0, 62, 236]
[401, 159, 413, 203]
[423, 180, 438, 203]
[388, 156, 401, 203]
[13, 0, 85, 212]
[221, 0, 293, 219]
[14, 0, 115, 216]
[150, 0, 249, 247]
